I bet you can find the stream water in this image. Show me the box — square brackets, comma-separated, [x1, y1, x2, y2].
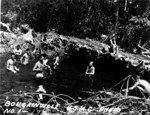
[0, 53, 37, 93]
[0, 52, 105, 98]
[0, 52, 82, 99]
[0, 51, 149, 99]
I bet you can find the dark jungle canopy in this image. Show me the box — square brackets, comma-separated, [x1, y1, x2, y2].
[1, 0, 150, 52]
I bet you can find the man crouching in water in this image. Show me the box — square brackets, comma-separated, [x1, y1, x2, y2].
[33, 55, 52, 79]
[33, 58, 44, 78]
[123, 75, 150, 98]
[6, 53, 20, 74]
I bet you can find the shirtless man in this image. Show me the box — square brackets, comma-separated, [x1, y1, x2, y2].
[53, 53, 60, 69]
[6, 53, 20, 74]
[123, 75, 150, 97]
[36, 85, 46, 101]
[32, 47, 39, 60]
[13, 45, 22, 56]
[20, 49, 30, 65]
[33, 58, 44, 78]
[85, 61, 95, 91]
[109, 34, 118, 55]
[13, 45, 22, 62]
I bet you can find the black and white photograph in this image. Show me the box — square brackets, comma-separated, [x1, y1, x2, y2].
[0, 0, 150, 114]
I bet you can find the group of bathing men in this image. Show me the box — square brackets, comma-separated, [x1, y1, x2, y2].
[5, 36, 150, 99]
[6, 45, 60, 78]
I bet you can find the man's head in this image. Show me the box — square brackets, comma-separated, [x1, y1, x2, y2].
[56, 52, 59, 56]
[111, 34, 116, 39]
[89, 61, 94, 66]
[16, 45, 20, 50]
[39, 59, 43, 64]
[43, 54, 47, 59]
[25, 48, 30, 55]
[38, 55, 42, 60]
[40, 54, 47, 60]
[11, 53, 15, 59]
[136, 75, 140, 80]
[40, 55, 44, 60]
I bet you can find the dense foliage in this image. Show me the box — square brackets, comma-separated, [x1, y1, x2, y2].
[1, 0, 150, 51]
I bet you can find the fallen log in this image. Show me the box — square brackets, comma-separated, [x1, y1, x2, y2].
[56, 34, 150, 71]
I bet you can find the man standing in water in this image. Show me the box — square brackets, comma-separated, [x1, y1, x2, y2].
[85, 61, 95, 91]
[20, 49, 30, 65]
[6, 53, 20, 74]
[53, 53, 60, 69]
